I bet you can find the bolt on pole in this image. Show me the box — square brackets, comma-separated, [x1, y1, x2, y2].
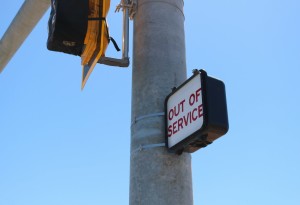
[130, 0, 193, 204]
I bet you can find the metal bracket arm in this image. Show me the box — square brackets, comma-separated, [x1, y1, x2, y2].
[97, 0, 131, 67]
[98, 56, 129, 67]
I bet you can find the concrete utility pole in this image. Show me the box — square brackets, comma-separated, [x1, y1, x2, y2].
[130, 0, 193, 204]
[0, 0, 50, 73]
[1, 0, 193, 203]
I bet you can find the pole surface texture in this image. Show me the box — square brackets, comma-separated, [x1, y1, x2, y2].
[130, 0, 193, 204]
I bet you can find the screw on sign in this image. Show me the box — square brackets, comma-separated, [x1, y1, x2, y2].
[165, 69, 229, 154]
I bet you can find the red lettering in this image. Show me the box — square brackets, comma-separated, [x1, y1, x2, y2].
[189, 93, 195, 106]
[195, 88, 202, 102]
[168, 125, 173, 137]
[192, 108, 198, 121]
[189, 88, 202, 106]
[179, 99, 185, 113]
[168, 109, 174, 120]
[172, 121, 178, 135]
[198, 104, 203, 118]
[169, 99, 186, 120]
[178, 118, 183, 131]
[174, 105, 180, 117]
[183, 112, 191, 126]
[168, 103, 204, 138]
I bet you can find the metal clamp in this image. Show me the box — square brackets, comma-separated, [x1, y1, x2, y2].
[132, 112, 165, 125]
[116, 0, 137, 20]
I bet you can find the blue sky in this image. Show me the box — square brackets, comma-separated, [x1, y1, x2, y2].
[1, 0, 300, 204]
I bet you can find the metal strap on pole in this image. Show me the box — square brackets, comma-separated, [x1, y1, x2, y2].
[131, 112, 165, 125]
[131, 112, 166, 153]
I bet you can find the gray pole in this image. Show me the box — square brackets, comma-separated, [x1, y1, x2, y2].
[0, 0, 50, 73]
[130, 0, 193, 204]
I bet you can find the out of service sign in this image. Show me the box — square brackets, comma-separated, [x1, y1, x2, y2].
[166, 72, 204, 149]
[165, 69, 229, 154]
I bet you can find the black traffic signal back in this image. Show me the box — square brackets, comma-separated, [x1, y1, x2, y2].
[47, 0, 120, 89]
[47, 0, 89, 56]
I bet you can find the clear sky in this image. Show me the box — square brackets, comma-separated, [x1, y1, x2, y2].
[1, 0, 300, 205]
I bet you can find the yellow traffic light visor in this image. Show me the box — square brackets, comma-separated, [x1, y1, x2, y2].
[81, 0, 110, 88]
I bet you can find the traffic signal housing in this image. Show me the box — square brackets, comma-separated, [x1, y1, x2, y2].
[47, 0, 89, 56]
[47, 0, 116, 89]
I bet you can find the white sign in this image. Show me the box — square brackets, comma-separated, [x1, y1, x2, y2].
[166, 73, 204, 148]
